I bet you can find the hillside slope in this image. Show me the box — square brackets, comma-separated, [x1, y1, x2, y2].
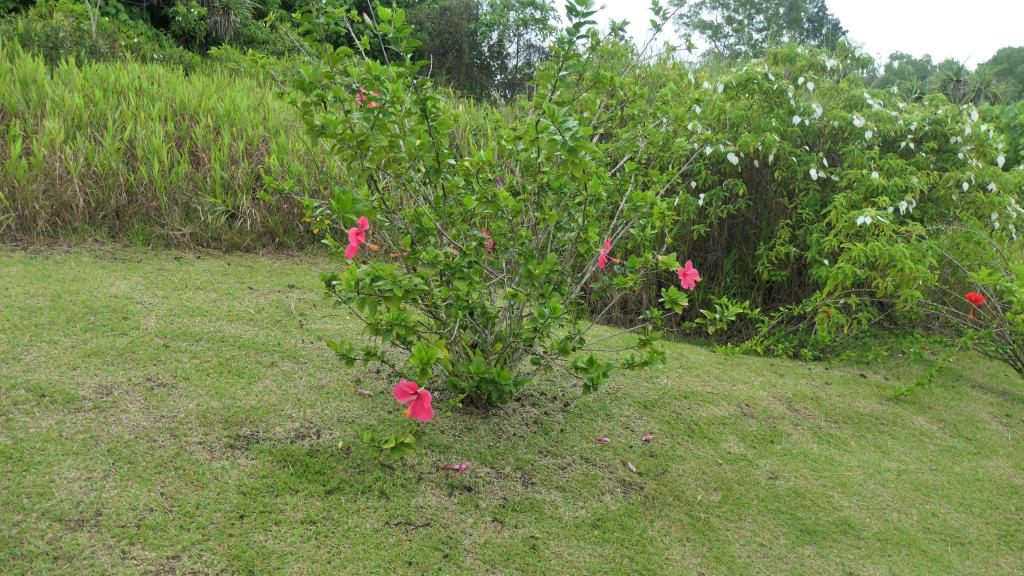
[1, 247, 1022, 575]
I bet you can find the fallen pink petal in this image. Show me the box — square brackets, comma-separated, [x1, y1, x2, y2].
[642, 434, 654, 443]
[442, 461, 471, 474]
[595, 436, 610, 443]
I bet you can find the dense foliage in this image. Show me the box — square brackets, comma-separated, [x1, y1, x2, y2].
[0, 0, 200, 69]
[671, 0, 846, 59]
[874, 49, 1024, 106]
[298, 2, 681, 416]
[0, 40, 337, 247]
[2, 0, 1023, 384]
[273, 1, 1024, 457]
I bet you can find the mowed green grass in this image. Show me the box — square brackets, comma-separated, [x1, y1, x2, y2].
[1, 247, 1022, 575]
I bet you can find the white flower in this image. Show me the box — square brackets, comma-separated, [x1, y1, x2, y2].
[792, 115, 802, 126]
[970, 109, 979, 122]
[856, 215, 873, 226]
[823, 157, 829, 168]
[698, 193, 705, 206]
[962, 182, 969, 192]
[852, 115, 866, 128]
[705, 146, 713, 156]
[727, 152, 740, 166]
[717, 82, 725, 94]
[754, 160, 760, 168]
[812, 103, 824, 119]
[871, 171, 880, 179]
[807, 81, 815, 93]
[810, 168, 819, 181]
[825, 58, 838, 70]
[992, 211, 1000, 221]
[997, 155, 1006, 169]
[823, 258, 830, 266]
[694, 105, 702, 115]
[898, 200, 909, 215]
[690, 181, 697, 189]
[798, 76, 805, 86]
[988, 182, 997, 192]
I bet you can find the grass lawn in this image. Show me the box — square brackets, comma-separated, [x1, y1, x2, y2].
[1, 246, 1022, 575]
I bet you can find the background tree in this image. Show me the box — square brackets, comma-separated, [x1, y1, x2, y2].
[670, 0, 846, 59]
[978, 46, 1024, 103]
[293, 0, 556, 99]
[931, 58, 1004, 106]
[407, 0, 493, 97]
[478, 0, 556, 99]
[408, 0, 557, 99]
[873, 51, 936, 100]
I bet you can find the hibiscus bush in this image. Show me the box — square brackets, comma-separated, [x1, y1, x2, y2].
[288, 2, 1024, 456]
[291, 1, 699, 448]
[907, 227, 1024, 377]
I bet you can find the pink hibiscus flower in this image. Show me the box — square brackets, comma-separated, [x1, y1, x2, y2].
[677, 260, 701, 291]
[392, 378, 434, 423]
[642, 434, 654, 443]
[345, 216, 370, 260]
[355, 86, 381, 108]
[483, 228, 494, 252]
[598, 237, 612, 269]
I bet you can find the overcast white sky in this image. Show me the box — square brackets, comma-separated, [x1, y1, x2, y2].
[584, 0, 1024, 67]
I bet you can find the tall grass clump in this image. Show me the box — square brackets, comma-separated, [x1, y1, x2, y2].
[0, 40, 338, 248]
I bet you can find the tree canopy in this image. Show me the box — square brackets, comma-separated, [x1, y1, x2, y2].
[979, 46, 1024, 103]
[670, 0, 845, 59]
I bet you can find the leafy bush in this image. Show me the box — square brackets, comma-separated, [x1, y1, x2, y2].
[0, 0, 29, 15]
[909, 228, 1024, 377]
[991, 100, 1024, 170]
[297, 2, 684, 413]
[568, 42, 1022, 356]
[0, 40, 339, 247]
[292, 1, 1024, 409]
[167, 0, 210, 50]
[0, 0, 199, 70]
